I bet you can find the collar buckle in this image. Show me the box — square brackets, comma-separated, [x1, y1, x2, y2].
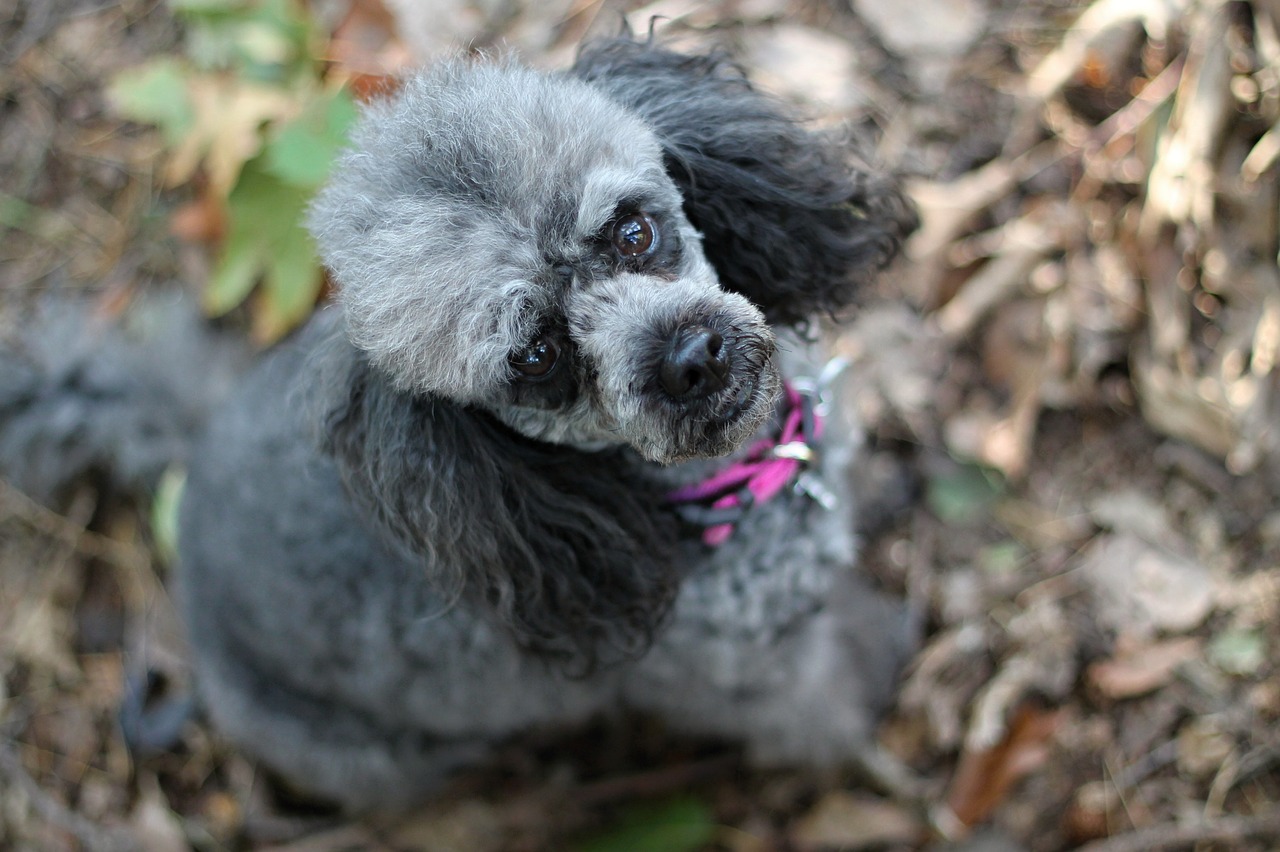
[770, 441, 814, 462]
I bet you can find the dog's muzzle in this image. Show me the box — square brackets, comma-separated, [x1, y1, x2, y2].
[569, 273, 781, 461]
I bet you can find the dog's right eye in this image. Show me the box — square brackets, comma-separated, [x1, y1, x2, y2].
[510, 336, 559, 380]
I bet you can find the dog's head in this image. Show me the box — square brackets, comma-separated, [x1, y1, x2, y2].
[310, 39, 915, 465]
[307, 39, 916, 664]
[311, 58, 780, 464]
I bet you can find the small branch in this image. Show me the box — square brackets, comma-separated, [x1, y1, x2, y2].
[0, 737, 134, 852]
[0, 478, 149, 571]
[1076, 811, 1280, 852]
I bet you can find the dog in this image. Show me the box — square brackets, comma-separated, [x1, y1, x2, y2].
[0, 36, 918, 810]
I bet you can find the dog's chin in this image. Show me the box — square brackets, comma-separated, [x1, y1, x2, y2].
[644, 364, 783, 465]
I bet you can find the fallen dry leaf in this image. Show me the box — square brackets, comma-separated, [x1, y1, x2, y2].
[742, 25, 864, 115]
[1175, 715, 1236, 778]
[380, 0, 488, 62]
[166, 77, 298, 195]
[1026, 0, 1182, 101]
[327, 0, 414, 100]
[852, 0, 985, 92]
[897, 623, 995, 752]
[168, 193, 227, 245]
[1077, 532, 1215, 638]
[1086, 636, 1202, 699]
[964, 594, 1078, 758]
[1063, 779, 1125, 845]
[793, 791, 923, 851]
[941, 702, 1063, 834]
[1087, 489, 1176, 544]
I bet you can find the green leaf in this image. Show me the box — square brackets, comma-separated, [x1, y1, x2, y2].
[107, 59, 196, 145]
[180, 0, 311, 81]
[237, 0, 314, 82]
[205, 219, 265, 315]
[0, 191, 45, 234]
[1209, 628, 1267, 676]
[255, 214, 323, 341]
[150, 467, 187, 565]
[926, 463, 1005, 525]
[169, 0, 244, 14]
[979, 540, 1025, 575]
[264, 88, 357, 188]
[184, 19, 244, 70]
[205, 157, 321, 337]
[572, 798, 716, 852]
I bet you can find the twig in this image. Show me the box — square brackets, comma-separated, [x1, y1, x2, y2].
[932, 215, 1060, 340]
[1075, 811, 1280, 852]
[0, 478, 149, 571]
[0, 736, 135, 852]
[572, 753, 740, 805]
[1206, 741, 1280, 818]
[1095, 57, 1185, 147]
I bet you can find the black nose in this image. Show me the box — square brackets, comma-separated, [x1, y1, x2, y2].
[659, 325, 729, 400]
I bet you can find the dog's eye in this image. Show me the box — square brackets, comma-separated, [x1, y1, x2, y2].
[612, 213, 657, 257]
[510, 336, 559, 380]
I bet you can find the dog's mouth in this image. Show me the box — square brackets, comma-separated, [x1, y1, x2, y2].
[714, 375, 762, 426]
[685, 354, 781, 455]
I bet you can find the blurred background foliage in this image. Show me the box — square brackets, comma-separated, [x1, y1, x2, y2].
[108, 0, 358, 341]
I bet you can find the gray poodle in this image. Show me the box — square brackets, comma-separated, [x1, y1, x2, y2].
[0, 37, 918, 810]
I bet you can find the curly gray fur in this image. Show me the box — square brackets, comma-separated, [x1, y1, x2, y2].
[0, 37, 920, 810]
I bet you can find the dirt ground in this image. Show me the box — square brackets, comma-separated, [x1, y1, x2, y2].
[2, 0, 1280, 850]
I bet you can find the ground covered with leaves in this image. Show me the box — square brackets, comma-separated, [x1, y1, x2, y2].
[2, 0, 1279, 850]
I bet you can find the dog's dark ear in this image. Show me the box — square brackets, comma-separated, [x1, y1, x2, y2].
[572, 38, 918, 326]
[316, 340, 680, 671]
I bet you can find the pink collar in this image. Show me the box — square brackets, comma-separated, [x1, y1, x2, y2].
[666, 381, 822, 546]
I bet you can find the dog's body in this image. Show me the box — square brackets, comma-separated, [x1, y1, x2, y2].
[1, 38, 918, 810]
[180, 319, 906, 808]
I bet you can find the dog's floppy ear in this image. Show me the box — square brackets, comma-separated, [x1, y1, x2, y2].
[315, 338, 680, 670]
[571, 37, 918, 326]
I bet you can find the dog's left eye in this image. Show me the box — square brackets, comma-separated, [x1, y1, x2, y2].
[612, 213, 658, 257]
[510, 336, 560, 380]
